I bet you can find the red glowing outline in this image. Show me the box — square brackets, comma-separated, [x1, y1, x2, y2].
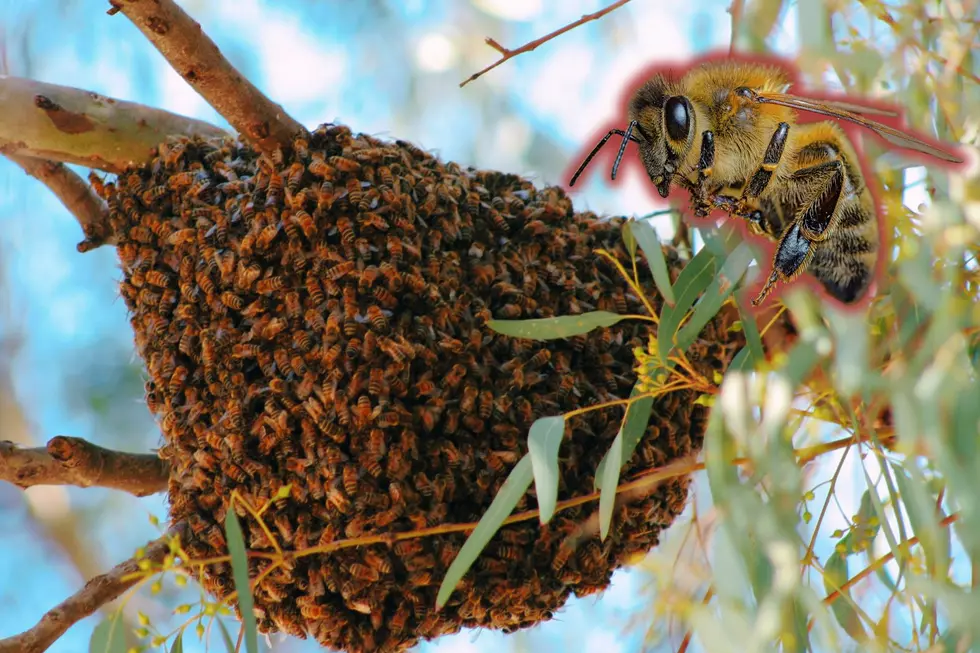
[562, 50, 967, 316]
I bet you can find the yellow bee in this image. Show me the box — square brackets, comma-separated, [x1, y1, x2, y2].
[570, 57, 962, 306]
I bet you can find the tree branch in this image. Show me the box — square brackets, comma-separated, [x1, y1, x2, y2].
[459, 0, 634, 88]
[0, 75, 229, 173]
[0, 524, 186, 653]
[108, 0, 309, 154]
[4, 154, 115, 252]
[0, 436, 170, 498]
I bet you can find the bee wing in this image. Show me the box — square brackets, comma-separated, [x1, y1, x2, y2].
[754, 92, 963, 163]
[810, 99, 899, 117]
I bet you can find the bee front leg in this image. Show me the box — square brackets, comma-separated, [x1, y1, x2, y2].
[751, 159, 845, 305]
[735, 122, 790, 216]
[691, 131, 715, 218]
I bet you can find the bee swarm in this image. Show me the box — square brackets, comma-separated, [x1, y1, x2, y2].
[98, 123, 744, 653]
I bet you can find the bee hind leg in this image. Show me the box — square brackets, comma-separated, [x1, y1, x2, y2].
[751, 160, 845, 305]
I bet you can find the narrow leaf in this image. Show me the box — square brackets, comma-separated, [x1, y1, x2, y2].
[170, 631, 185, 653]
[658, 247, 718, 363]
[225, 506, 259, 653]
[676, 241, 754, 352]
[89, 615, 127, 653]
[527, 416, 566, 524]
[631, 219, 676, 306]
[487, 312, 625, 340]
[436, 455, 534, 609]
[736, 296, 765, 368]
[216, 619, 237, 653]
[823, 550, 868, 642]
[621, 219, 638, 259]
[595, 389, 655, 487]
[598, 430, 623, 541]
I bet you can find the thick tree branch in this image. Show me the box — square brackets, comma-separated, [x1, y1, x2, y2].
[0, 524, 186, 653]
[0, 436, 170, 498]
[108, 0, 309, 154]
[4, 154, 115, 252]
[460, 0, 634, 88]
[0, 75, 229, 173]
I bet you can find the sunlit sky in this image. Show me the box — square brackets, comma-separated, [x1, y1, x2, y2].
[0, 0, 937, 651]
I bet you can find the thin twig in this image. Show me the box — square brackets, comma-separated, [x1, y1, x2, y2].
[0, 524, 185, 653]
[0, 436, 170, 498]
[728, 0, 746, 54]
[108, 0, 309, 155]
[459, 0, 633, 88]
[0, 75, 229, 173]
[4, 154, 115, 252]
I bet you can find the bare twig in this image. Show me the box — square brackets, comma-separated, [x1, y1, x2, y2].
[0, 436, 170, 498]
[459, 0, 633, 88]
[729, 0, 745, 54]
[0, 524, 185, 653]
[109, 0, 309, 155]
[4, 154, 114, 252]
[0, 75, 229, 173]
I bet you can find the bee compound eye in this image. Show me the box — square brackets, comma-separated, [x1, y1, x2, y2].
[663, 96, 692, 143]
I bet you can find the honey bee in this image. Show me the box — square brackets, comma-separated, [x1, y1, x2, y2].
[329, 155, 361, 173]
[569, 58, 962, 306]
[308, 156, 335, 179]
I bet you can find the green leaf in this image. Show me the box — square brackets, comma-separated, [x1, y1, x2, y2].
[216, 619, 237, 653]
[729, 347, 752, 373]
[595, 388, 655, 488]
[823, 550, 868, 643]
[225, 505, 259, 653]
[631, 219, 676, 306]
[826, 306, 869, 398]
[658, 246, 718, 363]
[89, 615, 127, 653]
[779, 339, 821, 388]
[736, 297, 765, 369]
[170, 631, 185, 653]
[891, 463, 950, 580]
[676, 241, 754, 352]
[621, 218, 638, 260]
[526, 416, 566, 524]
[487, 312, 625, 341]
[598, 429, 623, 542]
[436, 454, 534, 609]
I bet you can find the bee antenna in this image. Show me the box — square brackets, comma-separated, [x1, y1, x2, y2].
[568, 124, 641, 187]
[610, 120, 637, 181]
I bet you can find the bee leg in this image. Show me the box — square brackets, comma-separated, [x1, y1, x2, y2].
[734, 122, 790, 215]
[691, 131, 715, 217]
[788, 160, 845, 242]
[751, 161, 845, 305]
[751, 221, 814, 306]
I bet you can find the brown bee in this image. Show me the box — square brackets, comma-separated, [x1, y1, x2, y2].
[145, 270, 171, 288]
[365, 305, 389, 333]
[460, 385, 479, 414]
[386, 235, 404, 264]
[359, 212, 389, 232]
[329, 155, 361, 172]
[342, 465, 359, 496]
[256, 276, 285, 294]
[308, 156, 335, 179]
[327, 485, 353, 514]
[291, 209, 316, 240]
[441, 363, 467, 391]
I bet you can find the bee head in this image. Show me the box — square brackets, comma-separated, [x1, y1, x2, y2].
[629, 77, 697, 198]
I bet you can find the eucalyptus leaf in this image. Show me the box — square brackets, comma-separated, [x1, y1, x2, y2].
[487, 312, 625, 341]
[598, 430, 623, 541]
[88, 615, 127, 653]
[631, 218, 676, 306]
[823, 550, 869, 643]
[216, 619, 238, 653]
[225, 506, 259, 653]
[594, 388, 655, 488]
[436, 455, 534, 609]
[676, 241, 754, 352]
[170, 631, 185, 653]
[621, 218, 638, 259]
[658, 246, 718, 363]
[527, 416, 566, 524]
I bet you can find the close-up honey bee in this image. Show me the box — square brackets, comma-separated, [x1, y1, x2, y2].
[569, 58, 963, 306]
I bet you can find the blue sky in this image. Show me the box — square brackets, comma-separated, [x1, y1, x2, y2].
[0, 1, 939, 651]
